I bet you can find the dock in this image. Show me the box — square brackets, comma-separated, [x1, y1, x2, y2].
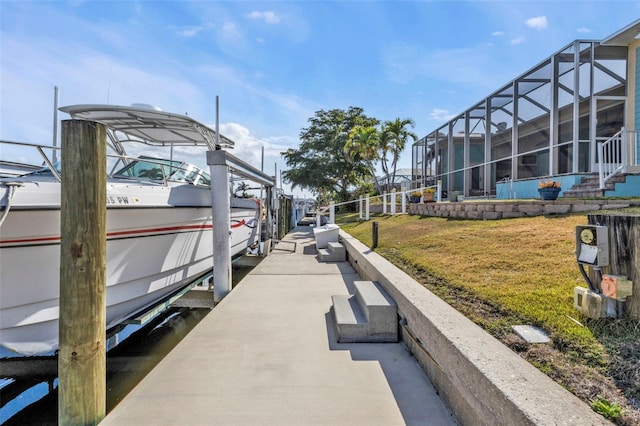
[101, 226, 455, 425]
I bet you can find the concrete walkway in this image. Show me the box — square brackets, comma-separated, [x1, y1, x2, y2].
[102, 227, 455, 425]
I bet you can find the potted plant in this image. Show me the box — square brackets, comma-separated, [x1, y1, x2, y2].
[538, 180, 561, 200]
[410, 191, 422, 203]
[423, 187, 436, 202]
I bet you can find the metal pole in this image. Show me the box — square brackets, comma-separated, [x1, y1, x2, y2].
[52, 86, 59, 164]
[215, 96, 220, 149]
[208, 152, 232, 302]
[209, 98, 231, 302]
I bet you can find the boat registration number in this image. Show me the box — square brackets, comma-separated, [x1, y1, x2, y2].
[107, 195, 138, 205]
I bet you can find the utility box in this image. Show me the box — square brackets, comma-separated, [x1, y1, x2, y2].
[576, 225, 609, 267]
[573, 286, 606, 319]
[601, 275, 633, 300]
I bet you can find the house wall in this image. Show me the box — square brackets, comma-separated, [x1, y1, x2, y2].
[496, 175, 583, 199]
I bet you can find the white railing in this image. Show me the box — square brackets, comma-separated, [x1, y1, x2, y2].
[597, 127, 632, 189]
[318, 183, 441, 224]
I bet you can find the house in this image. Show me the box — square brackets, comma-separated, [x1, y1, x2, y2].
[412, 19, 640, 199]
[375, 168, 414, 192]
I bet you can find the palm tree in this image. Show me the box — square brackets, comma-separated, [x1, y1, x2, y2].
[344, 125, 382, 194]
[381, 118, 417, 193]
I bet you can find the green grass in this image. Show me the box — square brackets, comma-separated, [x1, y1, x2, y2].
[338, 213, 599, 353]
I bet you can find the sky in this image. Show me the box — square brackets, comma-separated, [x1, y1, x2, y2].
[1, 1, 638, 197]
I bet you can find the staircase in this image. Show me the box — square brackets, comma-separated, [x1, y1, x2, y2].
[318, 241, 346, 262]
[330, 280, 398, 343]
[562, 173, 628, 198]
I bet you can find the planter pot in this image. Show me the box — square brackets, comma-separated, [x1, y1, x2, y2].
[423, 192, 435, 202]
[410, 196, 421, 203]
[538, 187, 561, 200]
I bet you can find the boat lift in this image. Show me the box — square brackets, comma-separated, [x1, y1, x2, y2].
[207, 149, 275, 302]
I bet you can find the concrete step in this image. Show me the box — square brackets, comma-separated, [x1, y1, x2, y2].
[331, 281, 398, 343]
[563, 173, 628, 198]
[318, 241, 346, 262]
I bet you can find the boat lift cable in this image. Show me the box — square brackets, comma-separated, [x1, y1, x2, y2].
[0, 182, 23, 228]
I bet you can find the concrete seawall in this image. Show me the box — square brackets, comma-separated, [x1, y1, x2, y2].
[340, 229, 611, 425]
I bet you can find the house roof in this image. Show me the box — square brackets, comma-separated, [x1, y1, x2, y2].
[601, 19, 640, 45]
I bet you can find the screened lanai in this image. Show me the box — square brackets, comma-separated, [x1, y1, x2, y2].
[412, 20, 639, 199]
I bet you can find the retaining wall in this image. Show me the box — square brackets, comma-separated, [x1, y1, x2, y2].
[408, 199, 639, 220]
[339, 229, 611, 425]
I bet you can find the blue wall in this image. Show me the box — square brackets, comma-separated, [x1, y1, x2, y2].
[606, 175, 640, 197]
[495, 174, 640, 199]
[496, 176, 583, 199]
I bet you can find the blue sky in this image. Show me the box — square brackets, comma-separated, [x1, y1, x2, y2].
[1, 1, 638, 196]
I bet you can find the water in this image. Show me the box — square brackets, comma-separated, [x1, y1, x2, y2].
[0, 265, 255, 425]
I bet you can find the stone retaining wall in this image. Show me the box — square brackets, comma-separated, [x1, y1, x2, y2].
[408, 199, 639, 219]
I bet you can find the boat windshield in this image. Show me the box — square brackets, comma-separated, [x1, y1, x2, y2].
[113, 157, 210, 186]
[22, 162, 62, 177]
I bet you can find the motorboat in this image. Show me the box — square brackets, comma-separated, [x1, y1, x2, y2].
[0, 104, 262, 355]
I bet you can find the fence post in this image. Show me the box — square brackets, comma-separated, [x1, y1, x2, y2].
[366, 196, 370, 221]
[359, 196, 363, 221]
[437, 180, 442, 202]
[390, 190, 396, 215]
[401, 188, 406, 214]
[383, 192, 387, 214]
[329, 202, 335, 224]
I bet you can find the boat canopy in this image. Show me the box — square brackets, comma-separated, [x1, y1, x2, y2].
[59, 104, 235, 151]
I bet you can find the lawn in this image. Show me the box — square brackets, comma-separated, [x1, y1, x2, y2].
[335, 211, 639, 425]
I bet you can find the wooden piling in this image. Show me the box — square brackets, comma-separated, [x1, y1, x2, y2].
[589, 214, 640, 319]
[58, 119, 107, 425]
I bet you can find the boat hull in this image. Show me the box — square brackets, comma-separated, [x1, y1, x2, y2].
[0, 189, 259, 355]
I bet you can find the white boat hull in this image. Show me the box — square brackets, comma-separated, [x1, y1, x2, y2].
[0, 183, 260, 355]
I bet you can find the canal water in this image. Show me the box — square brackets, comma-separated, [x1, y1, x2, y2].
[0, 265, 254, 425]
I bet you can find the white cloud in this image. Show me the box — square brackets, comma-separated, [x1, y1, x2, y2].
[247, 11, 281, 24]
[176, 24, 213, 38]
[222, 21, 241, 40]
[178, 26, 202, 37]
[428, 109, 456, 122]
[577, 27, 592, 34]
[525, 16, 548, 30]
[510, 36, 525, 45]
[492, 31, 505, 37]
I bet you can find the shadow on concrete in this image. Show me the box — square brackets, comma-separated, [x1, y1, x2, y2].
[323, 312, 455, 426]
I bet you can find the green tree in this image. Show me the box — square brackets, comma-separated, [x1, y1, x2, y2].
[380, 118, 417, 193]
[344, 125, 382, 195]
[234, 181, 252, 198]
[282, 107, 379, 203]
